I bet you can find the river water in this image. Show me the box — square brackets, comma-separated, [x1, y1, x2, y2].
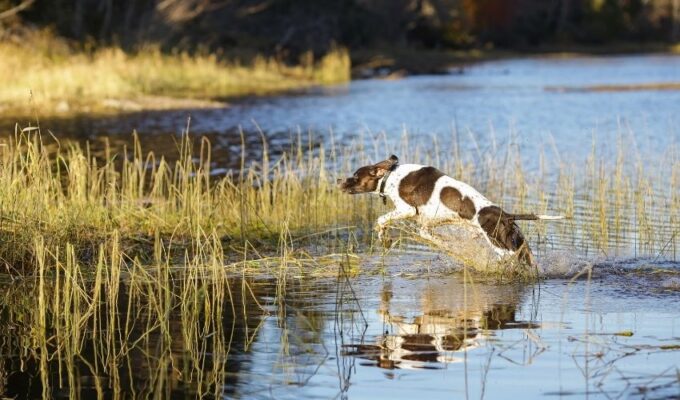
[8, 54, 680, 169]
[1, 254, 679, 399]
[1, 54, 679, 399]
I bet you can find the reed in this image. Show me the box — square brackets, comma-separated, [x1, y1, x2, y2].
[0, 226, 266, 398]
[0, 123, 678, 278]
[0, 122, 678, 397]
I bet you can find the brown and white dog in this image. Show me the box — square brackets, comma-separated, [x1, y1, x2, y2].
[337, 155, 564, 265]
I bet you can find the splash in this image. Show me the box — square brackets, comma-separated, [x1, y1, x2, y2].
[661, 277, 680, 290]
[535, 251, 597, 279]
[393, 222, 680, 282]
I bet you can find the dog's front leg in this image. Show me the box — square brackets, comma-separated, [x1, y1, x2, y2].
[375, 208, 416, 246]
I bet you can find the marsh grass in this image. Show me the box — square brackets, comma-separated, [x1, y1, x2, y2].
[2, 229, 270, 398]
[0, 31, 350, 115]
[1, 123, 679, 277]
[0, 218, 359, 398]
[0, 122, 679, 397]
[0, 124, 380, 275]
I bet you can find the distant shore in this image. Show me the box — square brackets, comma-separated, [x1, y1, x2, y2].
[2, 34, 678, 118]
[0, 32, 350, 117]
[351, 42, 680, 78]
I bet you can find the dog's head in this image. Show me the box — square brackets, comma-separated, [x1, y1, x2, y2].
[337, 155, 399, 194]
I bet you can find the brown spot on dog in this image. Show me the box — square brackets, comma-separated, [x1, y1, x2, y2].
[477, 206, 533, 264]
[440, 187, 476, 219]
[398, 167, 444, 207]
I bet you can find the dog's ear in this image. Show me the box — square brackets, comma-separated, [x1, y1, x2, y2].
[373, 155, 399, 176]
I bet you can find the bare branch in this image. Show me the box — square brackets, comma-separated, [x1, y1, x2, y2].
[0, 0, 36, 21]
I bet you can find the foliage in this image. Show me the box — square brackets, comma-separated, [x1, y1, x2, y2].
[2, 0, 678, 56]
[0, 126, 679, 276]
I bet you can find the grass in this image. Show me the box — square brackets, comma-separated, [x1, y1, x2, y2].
[0, 123, 679, 397]
[0, 123, 678, 278]
[0, 31, 350, 115]
[2, 231, 263, 398]
[0, 125, 373, 275]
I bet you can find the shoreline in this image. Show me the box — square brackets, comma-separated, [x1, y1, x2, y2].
[2, 44, 679, 119]
[351, 42, 680, 77]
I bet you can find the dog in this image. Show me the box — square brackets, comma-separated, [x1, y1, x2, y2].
[337, 155, 564, 265]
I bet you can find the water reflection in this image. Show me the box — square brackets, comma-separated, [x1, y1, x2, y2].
[0, 258, 679, 399]
[344, 277, 539, 370]
[0, 275, 272, 399]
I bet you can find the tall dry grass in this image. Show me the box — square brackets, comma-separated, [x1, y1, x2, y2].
[0, 228, 270, 398]
[0, 120, 677, 398]
[0, 124, 678, 278]
[0, 125, 376, 274]
[0, 31, 350, 114]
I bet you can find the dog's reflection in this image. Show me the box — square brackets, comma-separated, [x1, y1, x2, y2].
[345, 279, 538, 369]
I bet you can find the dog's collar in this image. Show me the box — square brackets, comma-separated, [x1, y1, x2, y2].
[378, 164, 398, 205]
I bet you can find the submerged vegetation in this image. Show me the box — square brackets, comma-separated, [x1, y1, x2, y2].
[0, 31, 351, 115]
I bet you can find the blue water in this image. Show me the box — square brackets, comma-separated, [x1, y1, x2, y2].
[2, 54, 680, 399]
[230, 255, 680, 399]
[13, 54, 680, 170]
[220, 54, 680, 160]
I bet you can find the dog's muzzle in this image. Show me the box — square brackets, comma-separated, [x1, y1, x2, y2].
[337, 178, 356, 194]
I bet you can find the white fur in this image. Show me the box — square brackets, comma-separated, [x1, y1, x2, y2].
[374, 163, 509, 257]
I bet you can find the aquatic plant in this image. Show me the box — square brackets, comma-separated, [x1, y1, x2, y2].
[0, 122, 679, 397]
[0, 122, 677, 278]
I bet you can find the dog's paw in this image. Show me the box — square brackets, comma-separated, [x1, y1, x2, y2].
[373, 223, 384, 238]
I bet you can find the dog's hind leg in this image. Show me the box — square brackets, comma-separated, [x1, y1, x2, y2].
[476, 206, 534, 265]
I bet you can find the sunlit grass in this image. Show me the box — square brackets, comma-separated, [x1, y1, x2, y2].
[0, 31, 350, 115]
[0, 124, 678, 278]
[0, 126, 375, 274]
[0, 123, 678, 397]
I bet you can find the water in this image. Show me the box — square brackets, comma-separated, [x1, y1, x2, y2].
[1, 254, 679, 399]
[8, 54, 680, 169]
[1, 55, 680, 398]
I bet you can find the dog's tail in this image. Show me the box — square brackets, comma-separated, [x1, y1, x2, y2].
[507, 213, 566, 221]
